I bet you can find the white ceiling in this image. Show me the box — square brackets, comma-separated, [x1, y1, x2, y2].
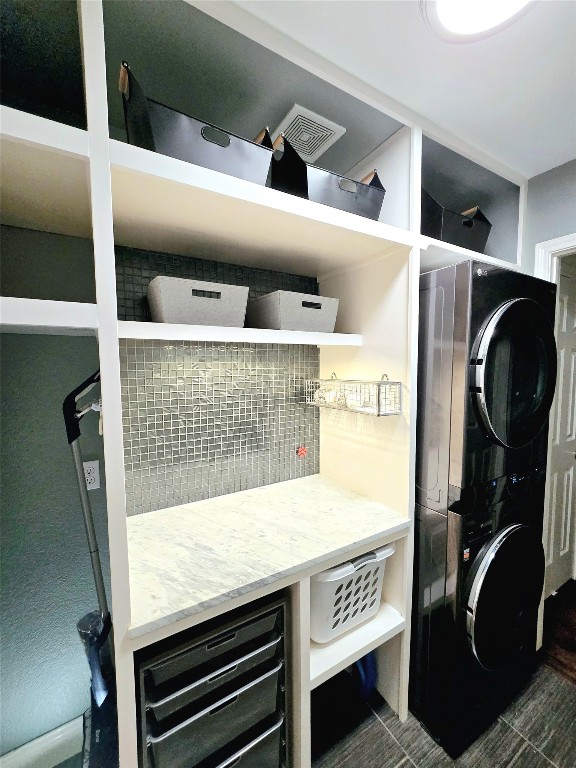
[228, 0, 576, 180]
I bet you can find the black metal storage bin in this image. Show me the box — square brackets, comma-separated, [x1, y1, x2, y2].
[119, 63, 272, 186]
[146, 635, 282, 722]
[421, 188, 492, 253]
[267, 135, 385, 220]
[147, 663, 282, 768]
[307, 165, 385, 220]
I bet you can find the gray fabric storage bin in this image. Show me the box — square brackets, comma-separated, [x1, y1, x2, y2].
[147, 277, 248, 326]
[246, 290, 338, 332]
[147, 662, 282, 768]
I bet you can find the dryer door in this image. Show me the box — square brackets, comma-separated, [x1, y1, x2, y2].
[465, 524, 544, 672]
[473, 298, 557, 448]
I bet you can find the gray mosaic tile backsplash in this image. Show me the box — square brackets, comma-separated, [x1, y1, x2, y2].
[120, 340, 319, 515]
[116, 245, 318, 322]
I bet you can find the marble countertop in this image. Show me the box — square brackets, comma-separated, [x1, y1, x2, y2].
[127, 474, 410, 638]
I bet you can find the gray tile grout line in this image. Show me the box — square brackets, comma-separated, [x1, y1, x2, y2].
[368, 703, 420, 768]
[497, 716, 560, 768]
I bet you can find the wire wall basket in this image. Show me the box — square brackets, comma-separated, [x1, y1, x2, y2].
[305, 374, 402, 416]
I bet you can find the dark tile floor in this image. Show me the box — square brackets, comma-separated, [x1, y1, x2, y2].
[58, 664, 574, 768]
[312, 663, 576, 768]
[542, 580, 576, 686]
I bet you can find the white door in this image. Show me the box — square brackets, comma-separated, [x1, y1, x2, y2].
[544, 254, 576, 596]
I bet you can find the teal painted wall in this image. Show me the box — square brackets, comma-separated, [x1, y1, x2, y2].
[0, 332, 109, 755]
[0, 225, 95, 303]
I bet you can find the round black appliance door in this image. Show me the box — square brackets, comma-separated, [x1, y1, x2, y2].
[473, 298, 557, 448]
[465, 524, 545, 672]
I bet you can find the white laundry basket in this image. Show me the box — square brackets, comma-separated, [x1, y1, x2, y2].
[310, 544, 395, 644]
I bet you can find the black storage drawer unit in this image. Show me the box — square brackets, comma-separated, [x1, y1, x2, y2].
[147, 635, 282, 722]
[135, 595, 288, 768]
[145, 608, 281, 689]
[211, 717, 284, 768]
[120, 62, 272, 186]
[148, 662, 282, 768]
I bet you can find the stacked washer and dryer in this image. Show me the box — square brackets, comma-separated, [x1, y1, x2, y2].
[410, 261, 557, 757]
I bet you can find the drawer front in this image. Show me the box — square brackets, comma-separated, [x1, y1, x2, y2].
[148, 662, 282, 768]
[214, 717, 284, 768]
[147, 635, 281, 722]
[147, 609, 280, 688]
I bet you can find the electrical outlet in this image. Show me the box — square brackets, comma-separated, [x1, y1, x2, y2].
[83, 460, 100, 491]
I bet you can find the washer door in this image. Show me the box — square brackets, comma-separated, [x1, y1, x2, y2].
[465, 524, 545, 672]
[473, 298, 557, 448]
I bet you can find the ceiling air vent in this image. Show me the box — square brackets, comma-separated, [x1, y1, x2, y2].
[271, 104, 346, 163]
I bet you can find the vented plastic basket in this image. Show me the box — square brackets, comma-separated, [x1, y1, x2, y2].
[310, 545, 395, 644]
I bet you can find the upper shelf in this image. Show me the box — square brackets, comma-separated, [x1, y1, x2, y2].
[118, 320, 362, 346]
[419, 238, 523, 274]
[1, 107, 524, 281]
[0, 107, 92, 239]
[109, 140, 419, 278]
[0, 297, 98, 336]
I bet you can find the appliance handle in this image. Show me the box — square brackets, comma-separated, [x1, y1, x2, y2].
[63, 370, 100, 444]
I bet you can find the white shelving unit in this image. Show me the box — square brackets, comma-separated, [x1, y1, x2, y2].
[0, 2, 531, 767]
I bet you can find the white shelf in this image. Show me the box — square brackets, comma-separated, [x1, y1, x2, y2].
[117, 320, 362, 346]
[0, 106, 89, 156]
[109, 140, 418, 278]
[0, 297, 98, 335]
[420, 237, 523, 274]
[0, 107, 92, 239]
[309, 602, 405, 690]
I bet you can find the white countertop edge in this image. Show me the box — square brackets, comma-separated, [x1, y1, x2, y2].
[127, 518, 410, 639]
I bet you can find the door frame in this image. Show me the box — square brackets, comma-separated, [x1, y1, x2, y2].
[534, 232, 576, 284]
[533, 232, 576, 648]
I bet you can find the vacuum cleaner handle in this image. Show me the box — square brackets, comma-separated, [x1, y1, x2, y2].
[63, 370, 101, 444]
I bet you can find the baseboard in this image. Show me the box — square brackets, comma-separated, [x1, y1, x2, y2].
[0, 716, 83, 768]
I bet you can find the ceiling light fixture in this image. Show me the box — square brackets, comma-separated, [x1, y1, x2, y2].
[420, 0, 533, 42]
